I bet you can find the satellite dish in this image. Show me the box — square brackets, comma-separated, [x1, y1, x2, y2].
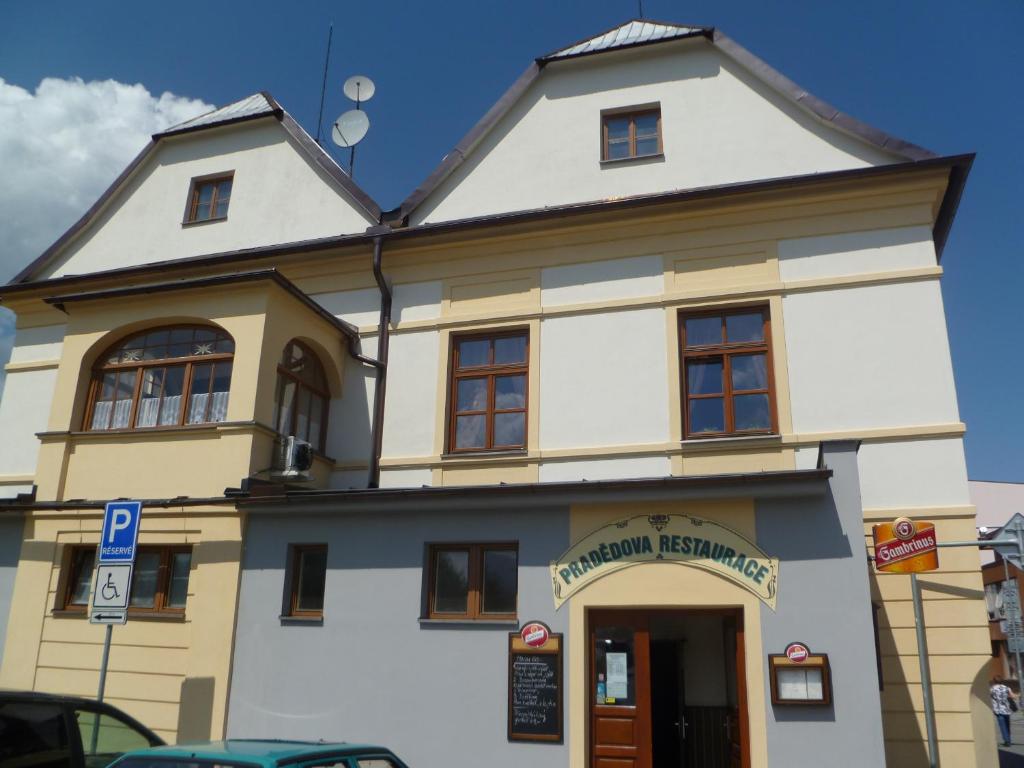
[343, 75, 375, 103]
[331, 110, 370, 148]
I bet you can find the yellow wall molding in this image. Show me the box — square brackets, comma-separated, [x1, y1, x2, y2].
[380, 423, 965, 471]
[789, 422, 966, 444]
[782, 266, 943, 294]
[375, 267, 945, 336]
[4, 359, 60, 373]
[862, 506, 977, 522]
[0, 474, 35, 484]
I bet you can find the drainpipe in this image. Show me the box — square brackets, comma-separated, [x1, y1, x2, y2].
[366, 232, 392, 488]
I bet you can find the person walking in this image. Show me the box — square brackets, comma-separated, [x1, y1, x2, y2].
[991, 676, 1018, 746]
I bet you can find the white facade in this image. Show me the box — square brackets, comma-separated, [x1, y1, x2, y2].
[41, 119, 376, 280]
[0, 325, 65, 497]
[412, 39, 898, 225]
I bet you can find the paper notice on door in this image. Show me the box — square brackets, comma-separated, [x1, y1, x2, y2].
[606, 652, 628, 699]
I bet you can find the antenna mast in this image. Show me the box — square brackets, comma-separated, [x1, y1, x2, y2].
[315, 23, 334, 145]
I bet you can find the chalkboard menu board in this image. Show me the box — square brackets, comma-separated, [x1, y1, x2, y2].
[508, 627, 563, 742]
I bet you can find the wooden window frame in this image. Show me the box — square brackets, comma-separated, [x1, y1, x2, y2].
[601, 107, 663, 162]
[274, 340, 331, 454]
[287, 544, 328, 618]
[447, 329, 529, 454]
[679, 305, 777, 439]
[57, 544, 192, 616]
[83, 325, 234, 433]
[425, 542, 518, 621]
[183, 171, 234, 224]
[56, 545, 97, 613]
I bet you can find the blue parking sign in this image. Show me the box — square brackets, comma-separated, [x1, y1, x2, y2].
[99, 501, 142, 564]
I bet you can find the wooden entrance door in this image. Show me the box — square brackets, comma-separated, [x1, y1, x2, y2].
[589, 609, 749, 768]
[590, 610, 652, 768]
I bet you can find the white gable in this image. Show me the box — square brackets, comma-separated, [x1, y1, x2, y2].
[411, 38, 902, 226]
[39, 117, 377, 280]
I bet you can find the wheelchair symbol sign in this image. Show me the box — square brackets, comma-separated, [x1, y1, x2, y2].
[91, 564, 132, 611]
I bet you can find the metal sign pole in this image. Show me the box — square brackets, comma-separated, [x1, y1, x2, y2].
[90, 623, 112, 754]
[911, 573, 940, 768]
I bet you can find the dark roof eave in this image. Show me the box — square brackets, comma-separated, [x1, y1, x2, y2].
[386, 153, 974, 258]
[41, 268, 360, 341]
[0, 469, 832, 513]
[709, 31, 937, 162]
[237, 468, 834, 513]
[0, 152, 974, 303]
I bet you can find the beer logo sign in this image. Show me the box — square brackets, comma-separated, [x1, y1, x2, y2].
[785, 642, 810, 663]
[872, 518, 939, 573]
[893, 517, 916, 541]
[521, 622, 550, 648]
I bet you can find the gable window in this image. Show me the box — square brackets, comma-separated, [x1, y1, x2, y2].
[680, 306, 775, 438]
[426, 543, 517, 620]
[273, 341, 330, 453]
[58, 545, 191, 615]
[602, 108, 662, 161]
[286, 544, 328, 618]
[185, 173, 233, 223]
[86, 326, 233, 431]
[448, 331, 528, 452]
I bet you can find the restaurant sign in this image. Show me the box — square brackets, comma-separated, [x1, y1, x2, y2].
[549, 514, 778, 610]
[872, 517, 938, 573]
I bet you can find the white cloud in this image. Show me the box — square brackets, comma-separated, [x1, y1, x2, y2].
[0, 77, 213, 283]
[0, 78, 213, 391]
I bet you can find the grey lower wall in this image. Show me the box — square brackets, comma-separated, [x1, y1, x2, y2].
[228, 506, 570, 768]
[756, 441, 886, 766]
[0, 515, 24, 669]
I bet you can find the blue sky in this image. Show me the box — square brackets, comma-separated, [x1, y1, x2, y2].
[1, 0, 1021, 480]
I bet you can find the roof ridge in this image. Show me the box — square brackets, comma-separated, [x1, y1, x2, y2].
[539, 18, 710, 61]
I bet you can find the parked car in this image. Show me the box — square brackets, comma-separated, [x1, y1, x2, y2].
[108, 741, 410, 768]
[0, 690, 163, 768]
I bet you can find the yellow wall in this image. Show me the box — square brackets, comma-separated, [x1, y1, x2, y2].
[28, 278, 349, 503]
[567, 498, 768, 768]
[865, 508, 997, 768]
[0, 506, 242, 743]
[0, 277, 354, 742]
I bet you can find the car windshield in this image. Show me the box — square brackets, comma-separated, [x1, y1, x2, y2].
[117, 761, 261, 768]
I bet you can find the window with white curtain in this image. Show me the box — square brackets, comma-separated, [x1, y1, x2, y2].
[86, 326, 234, 431]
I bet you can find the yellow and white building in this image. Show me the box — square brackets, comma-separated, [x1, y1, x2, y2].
[0, 20, 992, 768]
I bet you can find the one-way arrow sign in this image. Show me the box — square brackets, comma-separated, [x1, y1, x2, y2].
[90, 610, 127, 625]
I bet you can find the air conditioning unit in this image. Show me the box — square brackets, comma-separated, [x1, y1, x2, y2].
[271, 435, 313, 480]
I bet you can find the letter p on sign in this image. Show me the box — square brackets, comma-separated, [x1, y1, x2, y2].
[108, 509, 133, 543]
[99, 501, 143, 564]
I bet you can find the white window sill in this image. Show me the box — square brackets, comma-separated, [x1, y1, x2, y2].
[680, 433, 782, 447]
[418, 618, 519, 628]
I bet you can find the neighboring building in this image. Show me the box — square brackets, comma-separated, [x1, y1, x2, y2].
[971, 480, 1024, 683]
[0, 19, 993, 768]
[972, 480, 1024, 564]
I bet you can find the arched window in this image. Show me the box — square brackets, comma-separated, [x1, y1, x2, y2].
[86, 326, 234, 431]
[272, 340, 329, 452]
